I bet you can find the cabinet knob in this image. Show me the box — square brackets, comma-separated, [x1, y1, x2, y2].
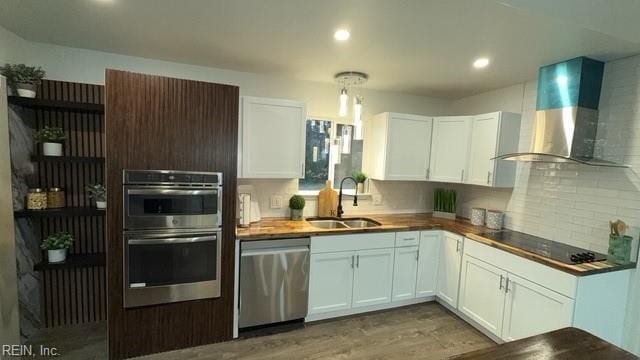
[460, 169, 465, 182]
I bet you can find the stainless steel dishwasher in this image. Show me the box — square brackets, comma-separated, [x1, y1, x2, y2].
[239, 238, 310, 328]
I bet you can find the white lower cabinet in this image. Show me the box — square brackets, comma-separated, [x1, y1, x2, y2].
[460, 240, 577, 342]
[436, 232, 463, 307]
[458, 255, 508, 337]
[415, 231, 441, 297]
[308, 251, 355, 314]
[392, 246, 419, 301]
[501, 273, 574, 341]
[352, 248, 394, 308]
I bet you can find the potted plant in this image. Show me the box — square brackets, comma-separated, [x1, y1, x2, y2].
[86, 184, 107, 209]
[289, 195, 306, 221]
[34, 126, 66, 156]
[0, 63, 46, 97]
[40, 231, 74, 263]
[433, 188, 457, 220]
[353, 171, 368, 193]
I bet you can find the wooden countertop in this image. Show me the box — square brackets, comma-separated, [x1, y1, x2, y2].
[236, 213, 635, 276]
[451, 327, 637, 359]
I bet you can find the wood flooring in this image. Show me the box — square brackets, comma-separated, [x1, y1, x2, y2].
[137, 303, 494, 360]
[25, 303, 493, 359]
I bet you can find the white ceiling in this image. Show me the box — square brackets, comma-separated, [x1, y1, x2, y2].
[1, 0, 639, 99]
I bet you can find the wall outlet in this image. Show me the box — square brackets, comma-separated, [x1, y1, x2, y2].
[270, 195, 283, 209]
[372, 194, 383, 206]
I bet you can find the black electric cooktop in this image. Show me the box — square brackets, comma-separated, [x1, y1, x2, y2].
[476, 230, 608, 265]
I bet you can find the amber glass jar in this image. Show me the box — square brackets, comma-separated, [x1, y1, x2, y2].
[47, 188, 65, 209]
[27, 188, 48, 210]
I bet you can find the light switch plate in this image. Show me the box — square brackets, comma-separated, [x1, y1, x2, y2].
[270, 195, 283, 209]
[372, 194, 383, 206]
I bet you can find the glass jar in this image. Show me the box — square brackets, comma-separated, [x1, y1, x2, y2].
[47, 188, 65, 209]
[27, 188, 48, 210]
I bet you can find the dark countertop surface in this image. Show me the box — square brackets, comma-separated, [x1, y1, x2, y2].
[236, 213, 636, 276]
[450, 327, 637, 360]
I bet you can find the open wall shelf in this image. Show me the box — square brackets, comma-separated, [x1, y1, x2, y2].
[34, 253, 106, 271]
[8, 96, 105, 114]
[31, 155, 105, 163]
[14, 207, 106, 218]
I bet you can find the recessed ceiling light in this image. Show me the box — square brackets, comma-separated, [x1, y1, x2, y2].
[334, 29, 350, 41]
[473, 57, 490, 69]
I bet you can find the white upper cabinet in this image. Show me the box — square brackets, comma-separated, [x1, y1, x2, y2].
[467, 112, 521, 187]
[366, 113, 433, 181]
[429, 116, 472, 183]
[241, 96, 306, 178]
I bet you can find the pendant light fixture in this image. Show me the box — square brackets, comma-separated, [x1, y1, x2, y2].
[335, 72, 368, 139]
[353, 95, 363, 140]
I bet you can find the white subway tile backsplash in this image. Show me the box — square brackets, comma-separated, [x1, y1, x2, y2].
[454, 55, 640, 252]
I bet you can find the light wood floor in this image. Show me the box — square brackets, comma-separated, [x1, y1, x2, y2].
[137, 303, 494, 360]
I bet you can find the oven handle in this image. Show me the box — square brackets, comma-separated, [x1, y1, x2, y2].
[128, 235, 217, 245]
[126, 188, 218, 196]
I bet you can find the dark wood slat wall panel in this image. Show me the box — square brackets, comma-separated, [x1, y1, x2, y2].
[34, 80, 106, 328]
[105, 70, 239, 359]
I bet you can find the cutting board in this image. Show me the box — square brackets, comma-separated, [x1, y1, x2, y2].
[318, 180, 338, 217]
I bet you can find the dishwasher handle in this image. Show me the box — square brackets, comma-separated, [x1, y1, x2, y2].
[241, 246, 309, 257]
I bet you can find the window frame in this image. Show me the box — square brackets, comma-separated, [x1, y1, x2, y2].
[298, 116, 369, 196]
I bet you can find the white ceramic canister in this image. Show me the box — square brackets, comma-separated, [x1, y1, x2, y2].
[485, 210, 504, 230]
[470, 208, 486, 226]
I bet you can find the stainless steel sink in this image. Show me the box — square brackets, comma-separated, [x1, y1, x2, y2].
[307, 219, 349, 229]
[307, 217, 381, 229]
[342, 219, 382, 228]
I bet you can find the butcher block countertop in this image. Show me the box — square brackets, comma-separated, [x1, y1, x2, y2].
[236, 213, 635, 276]
[451, 327, 638, 360]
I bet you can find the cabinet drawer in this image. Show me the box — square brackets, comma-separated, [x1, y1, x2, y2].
[311, 232, 395, 254]
[464, 238, 577, 298]
[395, 231, 420, 247]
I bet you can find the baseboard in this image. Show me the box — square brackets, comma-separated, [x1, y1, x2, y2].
[305, 296, 435, 322]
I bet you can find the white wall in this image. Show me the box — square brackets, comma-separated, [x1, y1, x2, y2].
[449, 55, 640, 354]
[0, 25, 26, 64]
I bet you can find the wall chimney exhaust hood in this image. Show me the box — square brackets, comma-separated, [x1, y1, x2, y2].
[495, 57, 628, 167]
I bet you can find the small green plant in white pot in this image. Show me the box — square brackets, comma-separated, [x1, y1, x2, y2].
[0, 63, 46, 97]
[86, 184, 107, 209]
[41, 232, 74, 263]
[289, 195, 306, 221]
[353, 171, 368, 193]
[34, 126, 66, 156]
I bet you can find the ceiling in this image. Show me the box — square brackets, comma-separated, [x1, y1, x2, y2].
[1, 0, 639, 99]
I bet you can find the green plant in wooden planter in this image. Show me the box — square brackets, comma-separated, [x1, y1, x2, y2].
[289, 195, 306, 221]
[433, 188, 456, 220]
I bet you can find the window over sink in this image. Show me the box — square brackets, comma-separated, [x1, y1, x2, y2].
[298, 119, 363, 192]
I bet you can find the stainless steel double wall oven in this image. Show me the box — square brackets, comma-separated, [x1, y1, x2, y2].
[122, 170, 222, 308]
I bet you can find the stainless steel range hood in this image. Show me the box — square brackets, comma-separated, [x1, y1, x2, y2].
[495, 57, 628, 167]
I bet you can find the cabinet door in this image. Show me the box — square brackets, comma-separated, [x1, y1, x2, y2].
[429, 116, 472, 183]
[502, 273, 575, 341]
[459, 255, 508, 337]
[352, 248, 394, 308]
[241, 97, 306, 178]
[308, 251, 355, 315]
[436, 232, 463, 307]
[416, 231, 441, 298]
[392, 246, 419, 301]
[385, 114, 432, 180]
[467, 113, 500, 186]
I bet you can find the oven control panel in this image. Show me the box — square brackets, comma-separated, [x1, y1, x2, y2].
[124, 170, 221, 186]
